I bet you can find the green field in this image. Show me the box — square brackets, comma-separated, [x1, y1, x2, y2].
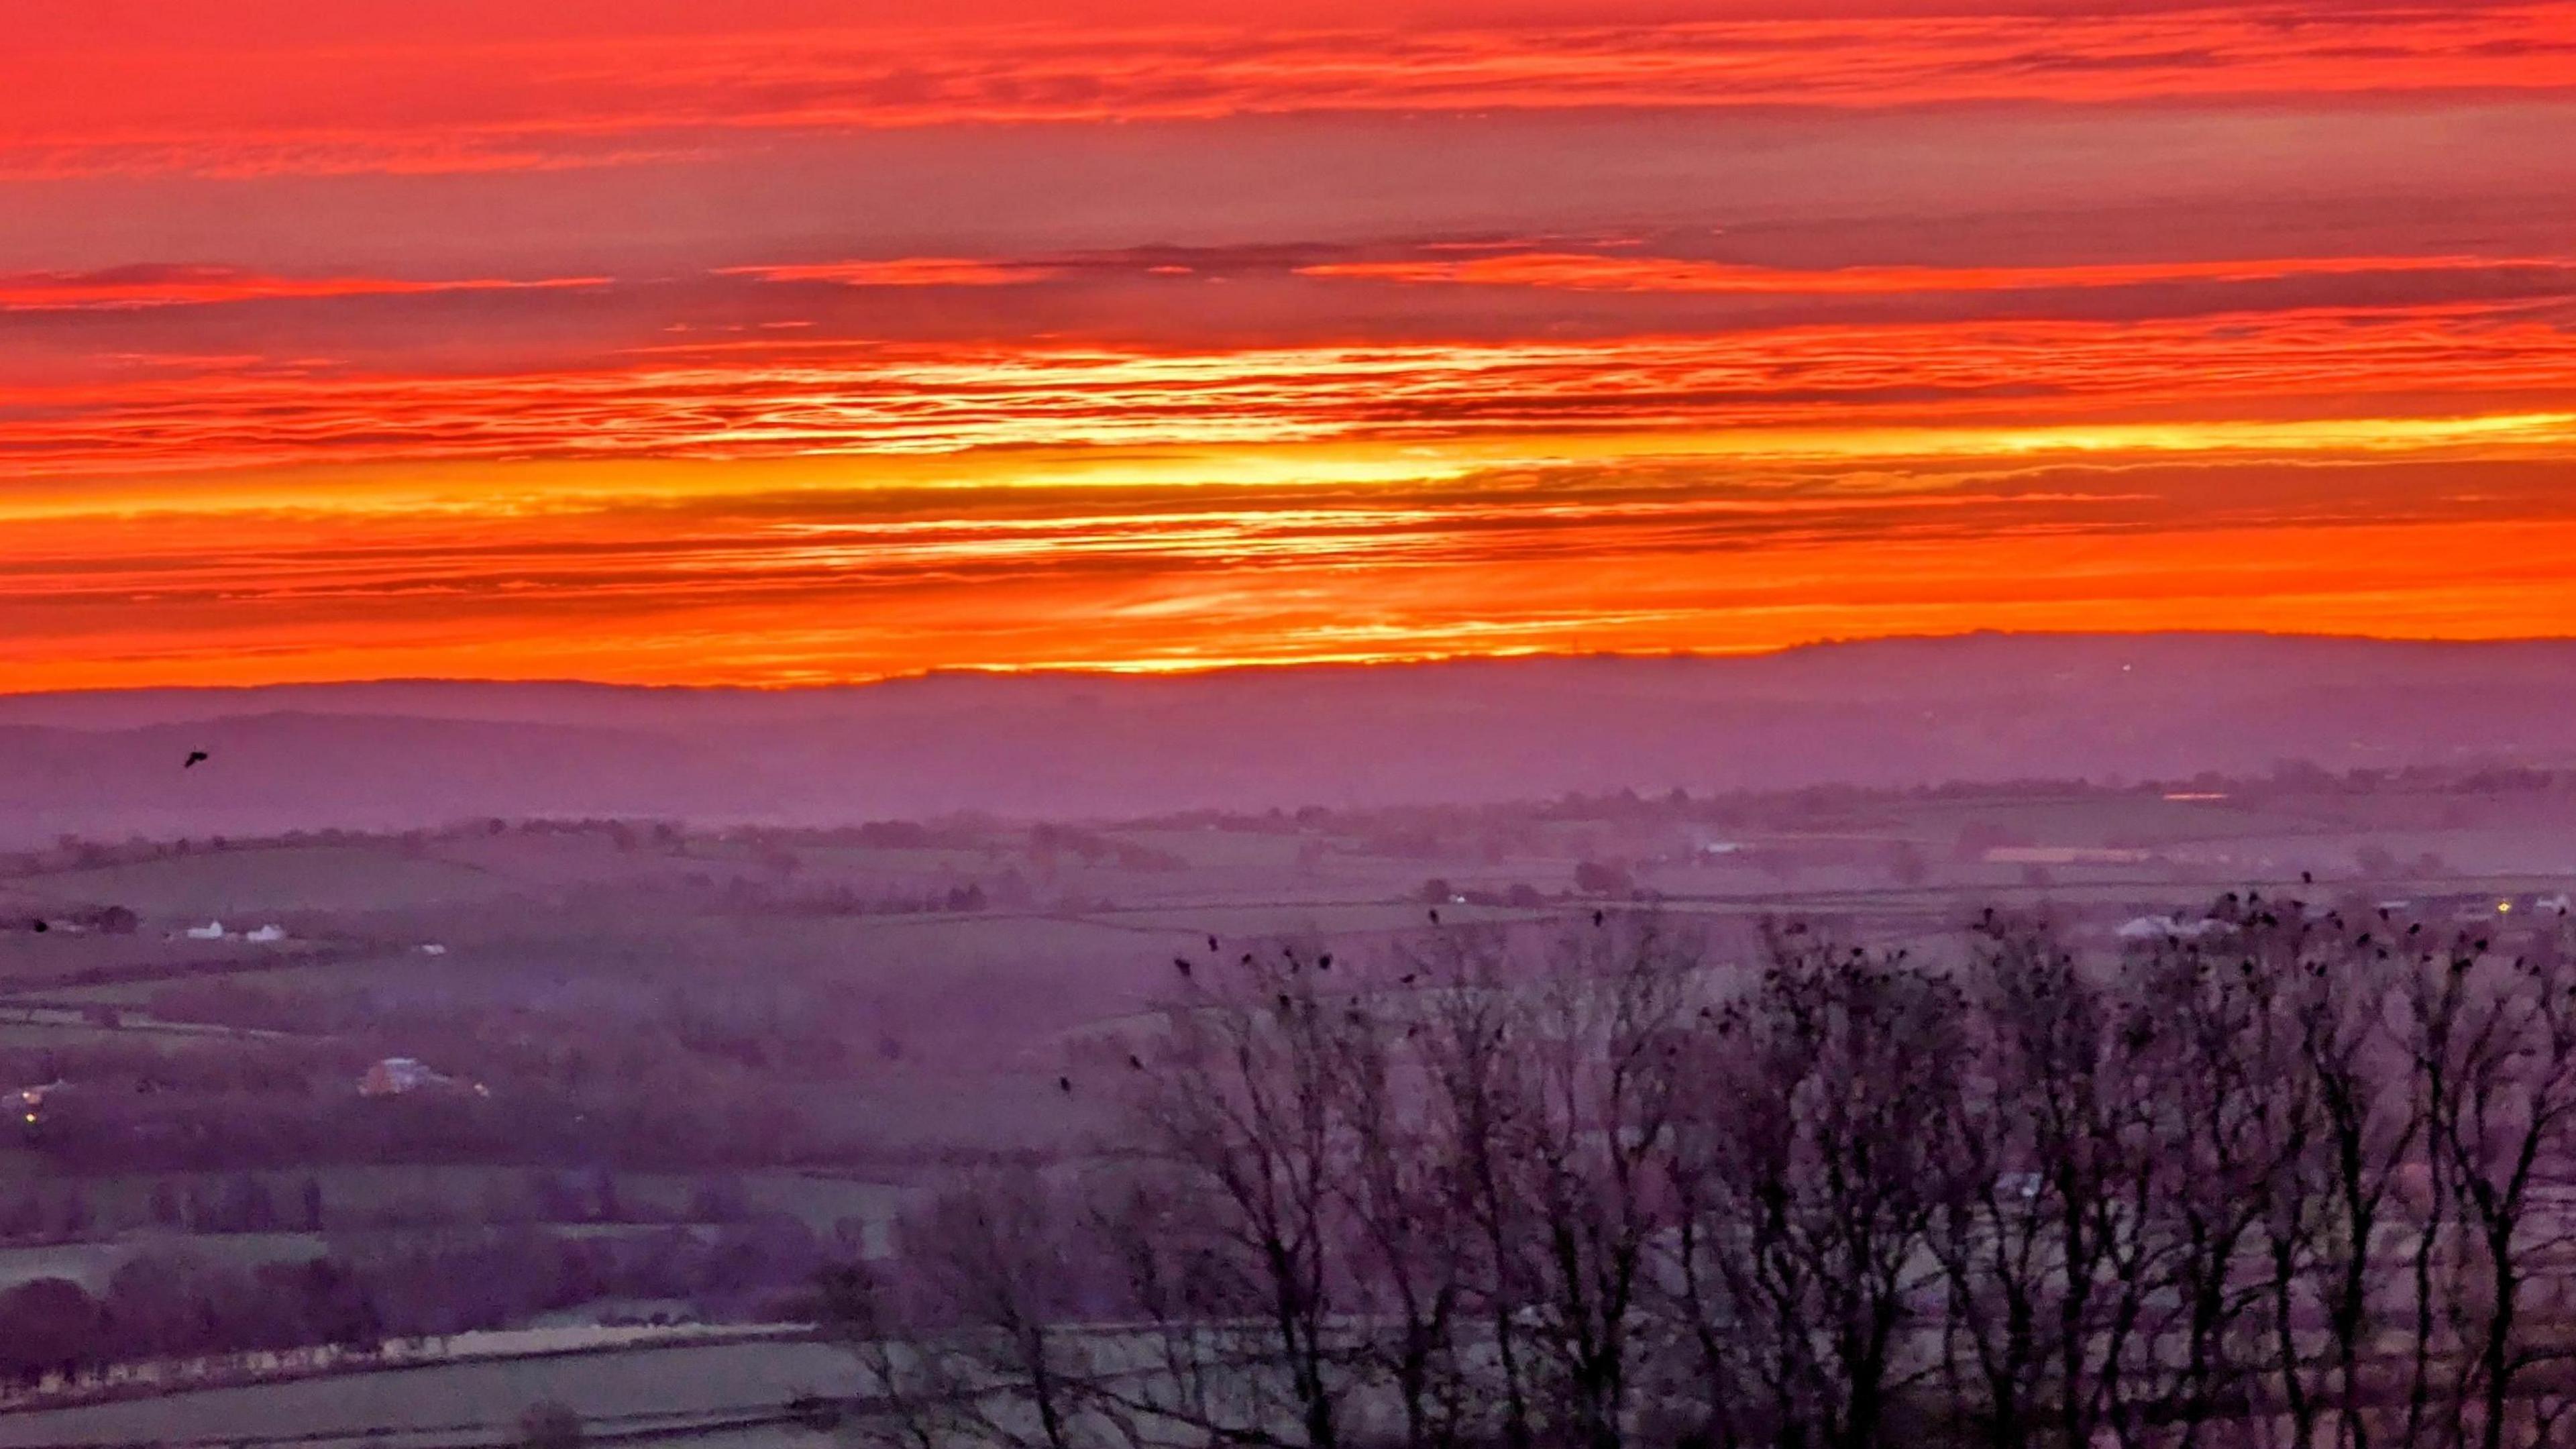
[0, 1338, 856, 1448]
[0, 1232, 325, 1292]
[8, 847, 522, 918]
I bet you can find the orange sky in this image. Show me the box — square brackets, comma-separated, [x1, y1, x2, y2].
[4, 0, 2575, 689]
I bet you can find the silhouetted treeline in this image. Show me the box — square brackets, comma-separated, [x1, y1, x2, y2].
[834, 897, 2576, 1449]
[0, 1216, 835, 1393]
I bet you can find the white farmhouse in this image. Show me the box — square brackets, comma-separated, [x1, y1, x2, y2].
[2115, 914, 2229, 942]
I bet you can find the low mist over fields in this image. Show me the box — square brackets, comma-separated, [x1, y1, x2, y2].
[8, 634, 2576, 844]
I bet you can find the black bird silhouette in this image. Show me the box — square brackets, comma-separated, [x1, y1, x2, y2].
[1317, 953, 1332, 971]
[1127, 1053, 1145, 1071]
[1173, 957, 1193, 977]
[2302, 870, 2315, 885]
[1428, 908, 1440, 924]
[1593, 909, 1605, 927]
[1058, 1075, 1073, 1094]
[182, 750, 209, 769]
[1207, 935, 1220, 953]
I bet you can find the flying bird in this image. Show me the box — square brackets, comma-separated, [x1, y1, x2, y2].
[182, 750, 209, 769]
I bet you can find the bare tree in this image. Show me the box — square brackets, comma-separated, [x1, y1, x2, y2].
[1132, 941, 1358, 1449]
[2391, 914, 2576, 1449]
[2259, 906, 2418, 1449]
[813, 1262, 949, 1449]
[902, 1168, 1115, 1449]
[1928, 910, 2171, 1449]
[1085, 1163, 1276, 1448]
[1411, 923, 1548, 1449]
[1504, 914, 1696, 1449]
[1326, 947, 1477, 1449]
[2116, 896, 2322, 1448]
[1672, 925, 1966, 1449]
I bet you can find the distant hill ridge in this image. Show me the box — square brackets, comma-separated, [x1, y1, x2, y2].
[1, 633, 2572, 841]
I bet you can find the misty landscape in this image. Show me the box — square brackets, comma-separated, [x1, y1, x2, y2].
[0, 637, 2573, 1445]
[5, 636, 2576, 840]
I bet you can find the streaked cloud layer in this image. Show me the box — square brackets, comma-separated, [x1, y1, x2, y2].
[11, 3, 2574, 177]
[5, 1, 2575, 687]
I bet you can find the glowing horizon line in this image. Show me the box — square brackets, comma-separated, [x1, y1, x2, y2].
[17, 624, 2576, 701]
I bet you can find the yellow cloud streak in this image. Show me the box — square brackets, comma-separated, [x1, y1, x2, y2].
[10, 411, 2573, 525]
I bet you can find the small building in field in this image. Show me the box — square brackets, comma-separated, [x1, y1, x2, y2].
[2115, 914, 2230, 943]
[359, 1058, 453, 1097]
[245, 924, 287, 943]
[183, 920, 226, 941]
